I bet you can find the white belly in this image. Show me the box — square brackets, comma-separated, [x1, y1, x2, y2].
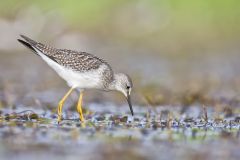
[36, 50, 104, 89]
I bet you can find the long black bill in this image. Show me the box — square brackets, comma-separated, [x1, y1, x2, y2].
[127, 94, 134, 116]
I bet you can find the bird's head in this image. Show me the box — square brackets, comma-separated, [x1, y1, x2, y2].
[110, 73, 134, 116]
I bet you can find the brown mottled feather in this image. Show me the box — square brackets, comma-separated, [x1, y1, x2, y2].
[19, 35, 111, 72]
[19, 35, 114, 87]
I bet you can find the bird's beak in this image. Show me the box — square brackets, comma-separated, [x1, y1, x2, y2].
[126, 93, 134, 116]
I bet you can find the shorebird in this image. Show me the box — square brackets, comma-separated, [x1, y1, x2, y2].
[18, 35, 134, 123]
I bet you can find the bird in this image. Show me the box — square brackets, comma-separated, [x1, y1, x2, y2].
[17, 35, 134, 123]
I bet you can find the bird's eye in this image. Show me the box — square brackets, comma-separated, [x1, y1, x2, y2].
[126, 86, 130, 89]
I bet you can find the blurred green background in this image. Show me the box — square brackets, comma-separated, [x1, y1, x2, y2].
[1, 0, 239, 56]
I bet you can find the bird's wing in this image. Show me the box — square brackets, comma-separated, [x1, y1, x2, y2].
[18, 35, 109, 72]
[53, 49, 109, 72]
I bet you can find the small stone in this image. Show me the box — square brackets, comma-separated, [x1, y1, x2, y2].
[95, 115, 105, 121]
[184, 118, 194, 123]
[29, 113, 39, 120]
[234, 116, 240, 123]
[152, 122, 159, 130]
[120, 116, 128, 123]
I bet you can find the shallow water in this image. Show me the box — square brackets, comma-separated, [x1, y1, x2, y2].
[0, 104, 239, 160]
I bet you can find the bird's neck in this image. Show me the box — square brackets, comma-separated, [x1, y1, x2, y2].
[107, 73, 119, 91]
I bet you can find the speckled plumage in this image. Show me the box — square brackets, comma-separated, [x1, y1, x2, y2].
[18, 35, 114, 89]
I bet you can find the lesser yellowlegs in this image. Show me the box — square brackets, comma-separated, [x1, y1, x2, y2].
[18, 35, 134, 123]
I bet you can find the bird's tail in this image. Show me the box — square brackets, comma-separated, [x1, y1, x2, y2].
[17, 35, 38, 54]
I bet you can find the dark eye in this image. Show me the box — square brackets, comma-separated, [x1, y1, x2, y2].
[126, 86, 130, 89]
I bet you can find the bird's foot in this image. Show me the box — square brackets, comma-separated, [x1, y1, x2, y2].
[57, 114, 62, 124]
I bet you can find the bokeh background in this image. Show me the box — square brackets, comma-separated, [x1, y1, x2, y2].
[0, 0, 240, 108]
[1, 1, 240, 160]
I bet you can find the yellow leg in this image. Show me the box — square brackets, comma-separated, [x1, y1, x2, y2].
[77, 92, 85, 121]
[57, 87, 74, 124]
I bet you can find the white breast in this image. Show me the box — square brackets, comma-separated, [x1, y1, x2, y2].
[36, 50, 104, 89]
